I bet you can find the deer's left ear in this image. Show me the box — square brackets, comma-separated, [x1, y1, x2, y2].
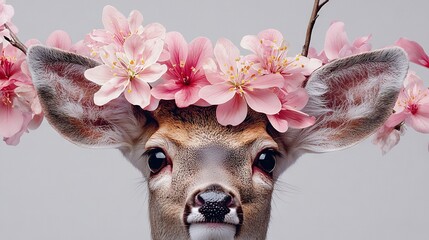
[281, 47, 408, 157]
[27, 46, 148, 149]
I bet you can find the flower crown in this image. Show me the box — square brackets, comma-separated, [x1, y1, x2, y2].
[1, 2, 428, 153]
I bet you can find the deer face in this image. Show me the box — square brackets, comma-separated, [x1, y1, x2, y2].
[135, 104, 276, 239]
[27, 46, 408, 240]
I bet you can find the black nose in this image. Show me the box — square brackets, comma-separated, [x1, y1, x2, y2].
[195, 187, 234, 222]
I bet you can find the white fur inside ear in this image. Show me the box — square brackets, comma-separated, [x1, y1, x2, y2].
[282, 48, 408, 157]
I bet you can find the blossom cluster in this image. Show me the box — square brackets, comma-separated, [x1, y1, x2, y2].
[1, 2, 428, 154]
[0, 0, 41, 145]
[81, 6, 320, 131]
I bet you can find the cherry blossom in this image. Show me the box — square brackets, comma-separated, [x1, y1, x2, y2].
[0, 43, 42, 145]
[151, 32, 212, 108]
[267, 88, 315, 132]
[241, 29, 321, 91]
[199, 38, 284, 126]
[0, 0, 15, 43]
[385, 72, 429, 133]
[86, 5, 166, 57]
[84, 35, 167, 109]
[309, 21, 372, 63]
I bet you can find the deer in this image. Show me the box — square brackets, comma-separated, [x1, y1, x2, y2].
[3, 1, 411, 240]
[25, 43, 408, 240]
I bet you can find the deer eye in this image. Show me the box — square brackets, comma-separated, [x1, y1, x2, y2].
[146, 148, 169, 174]
[254, 149, 277, 174]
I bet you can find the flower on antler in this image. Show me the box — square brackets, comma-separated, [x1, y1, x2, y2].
[151, 32, 212, 108]
[84, 35, 167, 109]
[199, 38, 284, 126]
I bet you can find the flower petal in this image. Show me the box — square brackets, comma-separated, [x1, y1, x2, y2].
[395, 38, 429, 68]
[142, 22, 166, 41]
[124, 78, 151, 108]
[0, 103, 24, 138]
[175, 86, 201, 108]
[249, 73, 284, 89]
[151, 81, 181, 100]
[282, 88, 309, 110]
[267, 114, 289, 133]
[186, 37, 213, 70]
[385, 111, 408, 128]
[139, 63, 167, 83]
[102, 5, 128, 36]
[257, 29, 284, 45]
[199, 83, 235, 105]
[244, 89, 281, 114]
[216, 95, 248, 126]
[84, 65, 115, 85]
[142, 38, 165, 67]
[165, 32, 188, 67]
[124, 35, 145, 62]
[373, 125, 402, 155]
[128, 10, 143, 33]
[240, 35, 259, 54]
[324, 21, 350, 60]
[143, 95, 160, 111]
[46, 30, 72, 50]
[278, 109, 316, 129]
[214, 38, 240, 74]
[202, 58, 225, 84]
[406, 107, 429, 133]
[93, 77, 127, 106]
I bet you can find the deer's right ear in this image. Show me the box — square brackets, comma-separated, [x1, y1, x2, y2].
[27, 46, 147, 148]
[279, 48, 408, 166]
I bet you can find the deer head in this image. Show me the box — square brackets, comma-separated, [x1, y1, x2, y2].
[26, 45, 408, 239]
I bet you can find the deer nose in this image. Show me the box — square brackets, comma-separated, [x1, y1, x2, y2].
[194, 187, 235, 222]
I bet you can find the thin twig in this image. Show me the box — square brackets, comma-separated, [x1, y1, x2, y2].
[3, 24, 27, 54]
[301, 0, 330, 57]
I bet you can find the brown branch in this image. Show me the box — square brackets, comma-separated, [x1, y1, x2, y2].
[3, 24, 27, 54]
[301, 0, 330, 57]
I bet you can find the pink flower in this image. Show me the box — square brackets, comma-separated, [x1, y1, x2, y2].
[84, 35, 167, 109]
[0, 0, 13, 26]
[0, 0, 15, 43]
[311, 21, 372, 63]
[241, 29, 321, 91]
[385, 72, 429, 133]
[199, 38, 284, 126]
[151, 32, 212, 108]
[46, 30, 92, 56]
[395, 38, 429, 68]
[46, 30, 73, 50]
[0, 43, 42, 145]
[86, 5, 166, 56]
[373, 124, 404, 155]
[267, 88, 315, 132]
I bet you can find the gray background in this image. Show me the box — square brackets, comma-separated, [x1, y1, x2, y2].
[1, 0, 428, 239]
